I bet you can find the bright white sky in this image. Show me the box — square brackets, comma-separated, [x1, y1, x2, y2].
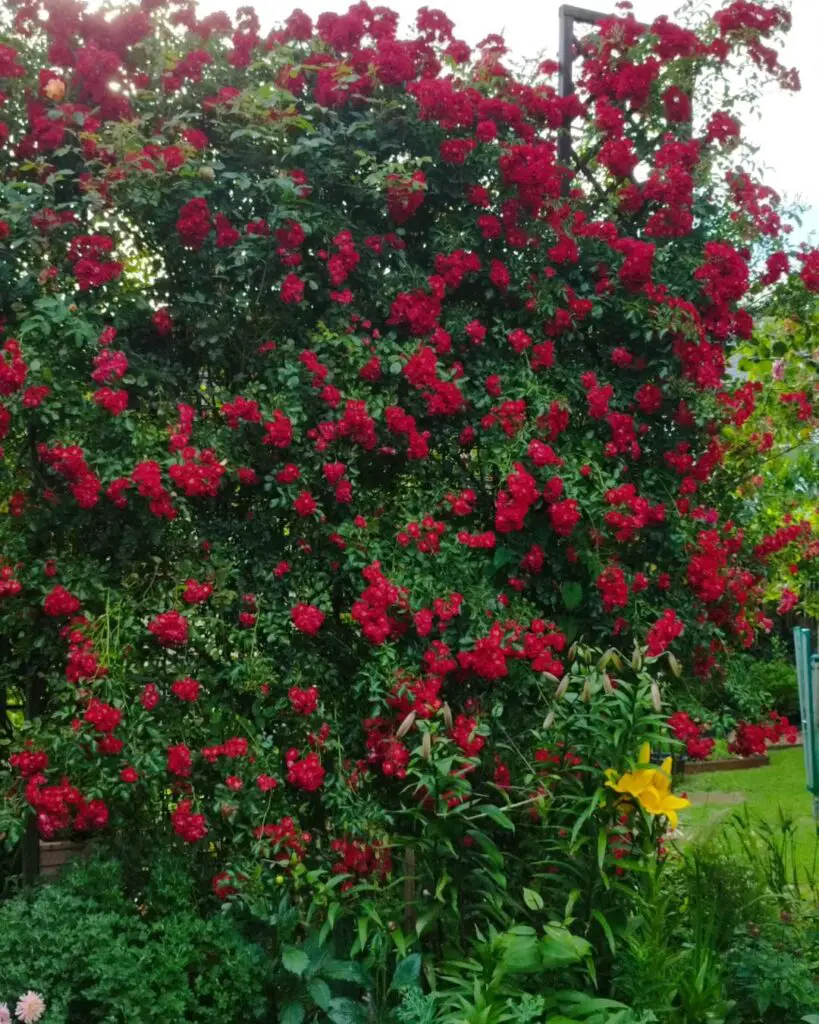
[192, 0, 818, 240]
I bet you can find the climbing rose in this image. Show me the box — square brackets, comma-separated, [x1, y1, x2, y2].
[646, 609, 684, 656]
[43, 585, 81, 617]
[291, 603, 325, 634]
[171, 800, 208, 842]
[171, 677, 201, 702]
[286, 751, 326, 791]
[147, 610, 189, 647]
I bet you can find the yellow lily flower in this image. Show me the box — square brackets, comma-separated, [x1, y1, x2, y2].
[606, 742, 691, 829]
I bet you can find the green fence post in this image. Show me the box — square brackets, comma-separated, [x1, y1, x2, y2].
[794, 628, 819, 829]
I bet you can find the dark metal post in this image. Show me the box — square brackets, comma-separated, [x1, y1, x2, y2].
[557, 7, 577, 173]
[557, 6, 609, 194]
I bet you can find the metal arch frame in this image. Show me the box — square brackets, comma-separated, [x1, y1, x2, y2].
[557, 5, 610, 194]
[556, 5, 693, 200]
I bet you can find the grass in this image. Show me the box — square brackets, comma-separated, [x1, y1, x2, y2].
[679, 747, 819, 881]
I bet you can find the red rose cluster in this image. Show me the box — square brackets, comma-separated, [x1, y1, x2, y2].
[0, 0, 815, 887]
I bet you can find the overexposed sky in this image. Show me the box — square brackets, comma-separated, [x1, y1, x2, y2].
[193, 0, 818, 239]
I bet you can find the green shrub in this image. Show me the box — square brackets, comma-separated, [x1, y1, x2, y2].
[656, 842, 767, 960]
[721, 655, 799, 724]
[761, 661, 801, 719]
[725, 932, 819, 1023]
[0, 856, 269, 1023]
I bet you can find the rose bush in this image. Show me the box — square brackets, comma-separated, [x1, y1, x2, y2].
[0, 0, 817, 1001]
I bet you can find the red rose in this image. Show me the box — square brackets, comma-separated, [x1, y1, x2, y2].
[291, 603, 325, 635]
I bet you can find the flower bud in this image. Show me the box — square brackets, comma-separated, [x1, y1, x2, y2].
[396, 711, 416, 739]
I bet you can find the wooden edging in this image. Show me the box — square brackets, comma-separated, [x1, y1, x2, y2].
[683, 755, 769, 775]
[38, 839, 87, 878]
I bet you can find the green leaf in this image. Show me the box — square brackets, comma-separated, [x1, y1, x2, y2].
[555, 990, 628, 1015]
[560, 581, 583, 610]
[597, 828, 607, 871]
[415, 907, 440, 937]
[282, 945, 310, 976]
[540, 926, 592, 969]
[499, 926, 541, 974]
[327, 997, 368, 1024]
[308, 979, 331, 1010]
[591, 910, 617, 956]
[390, 925, 409, 958]
[357, 915, 368, 951]
[493, 546, 517, 571]
[522, 887, 544, 911]
[391, 953, 422, 990]
[322, 959, 368, 984]
[279, 1003, 305, 1024]
[481, 804, 515, 831]
[570, 789, 603, 847]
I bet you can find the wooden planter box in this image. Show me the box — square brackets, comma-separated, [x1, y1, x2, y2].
[683, 754, 769, 776]
[38, 839, 87, 878]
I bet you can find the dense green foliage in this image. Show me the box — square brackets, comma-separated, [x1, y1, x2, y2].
[0, 856, 269, 1023]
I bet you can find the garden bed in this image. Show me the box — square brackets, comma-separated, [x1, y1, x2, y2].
[683, 754, 770, 775]
[38, 839, 87, 878]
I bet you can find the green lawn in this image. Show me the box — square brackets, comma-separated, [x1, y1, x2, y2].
[679, 747, 818, 881]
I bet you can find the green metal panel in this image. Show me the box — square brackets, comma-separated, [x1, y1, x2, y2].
[793, 628, 819, 797]
[811, 655, 819, 797]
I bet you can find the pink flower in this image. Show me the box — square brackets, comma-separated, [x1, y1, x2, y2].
[15, 992, 46, 1024]
[0, 1004, 10, 1024]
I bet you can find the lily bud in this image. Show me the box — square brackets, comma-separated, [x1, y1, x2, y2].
[396, 711, 416, 739]
[555, 675, 570, 699]
[651, 682, 662, 712]
[442, 702, 453, 729]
